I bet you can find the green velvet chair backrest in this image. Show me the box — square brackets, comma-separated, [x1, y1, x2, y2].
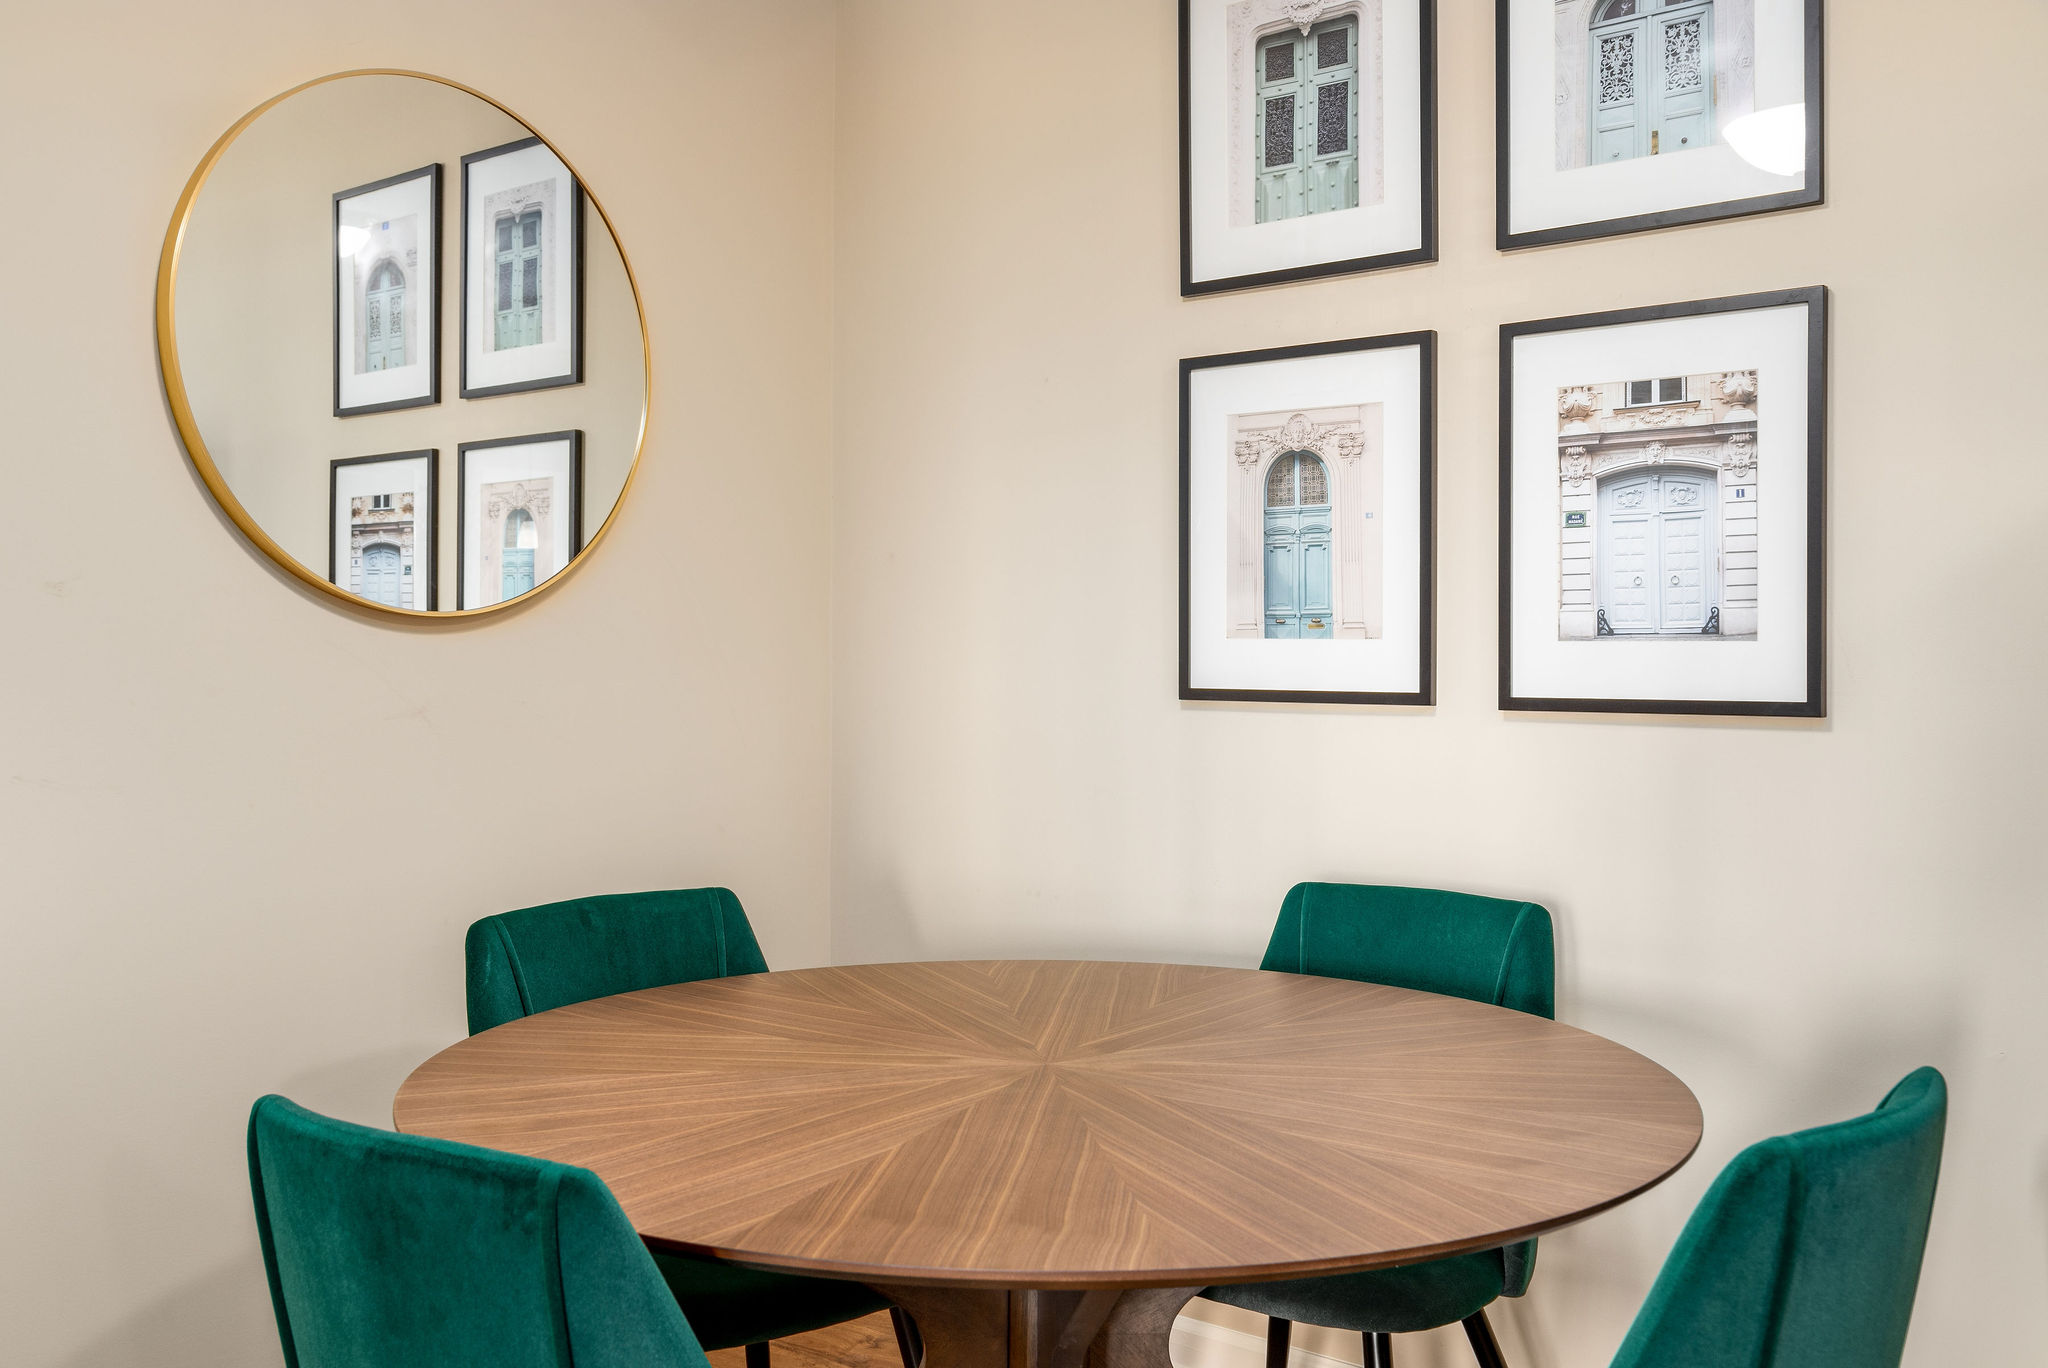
[1610, 1067, 1947, 1368]
[1261, 882, 1556, 1020]
[466, 888, 769, 1036]
[1262, 882, 1555, 1294]
[247, 1095, 709, 1368]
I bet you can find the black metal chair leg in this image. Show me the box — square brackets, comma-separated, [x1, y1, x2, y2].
[1264, 1317, 1292, 1368]
[745, 1342, 771, 1368]
[1365, 1331, 1394, 1368]
[1461, 1312, 1509, 1368]
[889, 1306, 924, 1368]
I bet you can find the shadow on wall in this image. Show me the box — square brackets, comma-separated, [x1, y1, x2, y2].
[278, 1044, 447, 1130]
[839, 884, 1257, 968]
[836, 869, 1291, 968]
[1514, 983, 1964, 1368]
[2035, 1143, 2048, 1290]
[56, 1045, 439, 1368]
[56, 1252, 276, 1368]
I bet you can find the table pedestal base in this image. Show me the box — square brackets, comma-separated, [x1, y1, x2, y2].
[871, 1285, 1202, 1368]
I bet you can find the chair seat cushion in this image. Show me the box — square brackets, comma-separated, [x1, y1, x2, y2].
[1205, 1250, 1507, 1336]
[652, 1251, 891, 1350]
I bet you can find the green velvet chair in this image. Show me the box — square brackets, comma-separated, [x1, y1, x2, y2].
[248, 1094, 710, 1368]
[1204, 882, 1557, 1368]
[465, 888, 918, 1368]
[1609, 1066, 1947, 1368]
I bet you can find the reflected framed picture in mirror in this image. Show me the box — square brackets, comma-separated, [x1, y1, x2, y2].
[333, 165, 442, 416]
[1496, 0, 1823, 249]
[458, 432, 584, 609]
[461, 138, 584, 398]
[330, 450, 439, 611]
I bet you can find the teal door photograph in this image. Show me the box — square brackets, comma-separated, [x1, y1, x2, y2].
[494, 209, 544, 350]
[1262, 451, 1336, 639]
[1224, 404, 1387, 645]
[1578, 0, 1724, 165]
[500, 507, 538, 599]
[1253, 15, 1361, 223]
[363, 259, 407, 372]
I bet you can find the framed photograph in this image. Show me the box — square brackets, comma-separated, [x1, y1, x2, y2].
[461, 138, 585, 398]
[457, 432, 584, 609]
[329, 450, 438, 611]
[1182, 333, 1435, 705]
[1496, 0, 1823, 249]
[1181, 0, 1437, 295]
[333, 164, 441, 417]
[1500, 287, 1825, 716]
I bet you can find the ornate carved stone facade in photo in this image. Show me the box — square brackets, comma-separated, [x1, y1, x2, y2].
[1227, 405, 1385, 639]
[1557, 370, 1759, 640]
[347, 491, 419, 610]
[479, 477, 558, 605]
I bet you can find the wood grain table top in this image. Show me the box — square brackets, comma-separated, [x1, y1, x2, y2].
[392, 960, 1701, 1289]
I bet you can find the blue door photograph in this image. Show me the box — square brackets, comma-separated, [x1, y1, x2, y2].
[500, 508, 537, 599]
[363, 259, 406, 372]
[1598, 470, 1715, 634]
[1589, 0, 1716, 164]
[359, 542, 404, 608]
[1263, 452, 1335, 639]
[493, 209, 544, 350]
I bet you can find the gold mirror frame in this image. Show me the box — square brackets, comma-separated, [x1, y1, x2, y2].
[154, 69, 650, 619]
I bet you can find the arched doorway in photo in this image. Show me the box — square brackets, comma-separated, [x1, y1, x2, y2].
[500, 507, 538, 599]
[1264, 451, 1335, 639]
[1596, 468, 1716, 635]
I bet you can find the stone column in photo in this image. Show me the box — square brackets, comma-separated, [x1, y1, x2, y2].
[1229, 440, 1266, 636]
[1553, 0, 1597, 171]
[1716, 0, 1757, 128]
[1333, 405, 1384, 639]
[1557, 388, 1599, 638]
[1718, 371, 1759, 636]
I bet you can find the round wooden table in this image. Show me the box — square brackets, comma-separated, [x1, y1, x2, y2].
[394, 961, 1701, 1368]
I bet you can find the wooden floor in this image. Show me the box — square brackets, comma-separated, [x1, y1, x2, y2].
[705, 1313, 903, 1368]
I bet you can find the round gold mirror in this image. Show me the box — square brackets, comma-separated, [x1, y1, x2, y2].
[156, 70, 647, 617]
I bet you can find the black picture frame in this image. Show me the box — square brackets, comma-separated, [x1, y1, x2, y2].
[1180, 0, 1439, 297]
[1180, 331, 1437, 706]
[456, 431, 585, 610]
[460, 137, 586, 399]
[332, 163, 442, 418]
[1496, 0, 1824, 251]
[1498, 287, 1827, 717]
[328, 449, 439, 611]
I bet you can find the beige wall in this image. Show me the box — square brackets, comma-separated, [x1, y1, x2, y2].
[5, 3, 2045, 1367]
[175, 74, 642, 606]
[832, 5, 2047, 1368]
[0, 3, 837, 1365]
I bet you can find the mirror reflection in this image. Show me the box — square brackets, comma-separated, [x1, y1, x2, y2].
[168, 73, 644, 614]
